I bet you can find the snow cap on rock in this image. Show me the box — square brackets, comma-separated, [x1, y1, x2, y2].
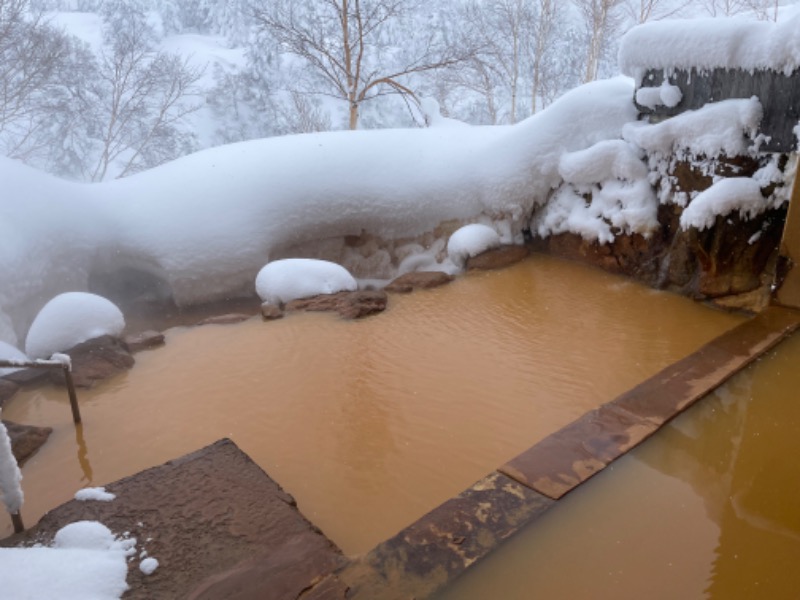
[447, 224, 501, 268]
[256, 259, 357, 305]
[25, 293, 125, 359]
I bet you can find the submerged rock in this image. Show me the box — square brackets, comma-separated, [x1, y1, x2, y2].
[466, 245, 530, 271]
[48, 335, 135, 389]
[385, 271, 455, 293]
[196, 313, 252, 326]
[2, 420, 52, 466]
[286, 290, 388, 319]
[123, 330, 165, 353]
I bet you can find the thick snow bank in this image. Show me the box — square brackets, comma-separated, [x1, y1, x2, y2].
[256, 259, 358, 305]
[25, 293, 125, 359]
[620, 9, 800, 82]
[0, 78, 637, 339]
[0, 521, 133, 600]
[533, 139, 658, 243]
[447, 224, 502, 268]
[679, 178, 767, 230]
[622, 98, 763, 158]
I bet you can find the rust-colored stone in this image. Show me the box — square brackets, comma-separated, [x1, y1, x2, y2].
[48, 335, 134, 388]
[2, 420, 52, 466]
[123, 330, 165, 353]
[340, 471, 553, 600]
[2, 439, 347, 600]
[384, 271, 454, 293]
[261, 303, 285, 320]
[287, 290, 388, 319]
[466, 245, 530, 271]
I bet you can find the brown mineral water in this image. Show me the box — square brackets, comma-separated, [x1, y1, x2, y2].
[1, 255, 742, 554]
[436, 328, 800, 600]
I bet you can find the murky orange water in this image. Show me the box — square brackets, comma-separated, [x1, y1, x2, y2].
[1, 255, 742, 554]
[437, 327, 800, 600]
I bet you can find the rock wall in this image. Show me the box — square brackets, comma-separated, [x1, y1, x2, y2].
[532, 153, 792, 312]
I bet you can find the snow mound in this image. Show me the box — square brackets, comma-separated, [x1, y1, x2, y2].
[1, 521, 133, 600]
[25, 293, 125, 359]
[0, 340, 28, 377]
[680, 178, 766, 230]
[635, 81, 682, 110]
[139, 557, 159, 575]
[256, 259, 358, 305]
[622, 98, 763, 158]
[447, 224, 502, 268]
[54, 521, 117, 551]
[75, 487, 116, 502]
[619, 9, 800, 82]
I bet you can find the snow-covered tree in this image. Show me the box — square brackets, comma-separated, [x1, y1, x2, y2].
[573, 0, 625, 82]
[250, 0, 473, 130]
[0, 0, 93, 170]
[83, 4, 204, 179]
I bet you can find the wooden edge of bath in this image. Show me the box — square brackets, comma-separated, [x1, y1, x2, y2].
[499, 305, 800, 500]
[336, 471, 553, 599]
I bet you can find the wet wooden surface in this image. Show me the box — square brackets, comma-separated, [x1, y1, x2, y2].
[499, 306, 800, 500]
[339, 472, 553, 600]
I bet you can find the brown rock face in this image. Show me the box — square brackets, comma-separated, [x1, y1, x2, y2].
[1, 439, 347, 600]
[48, 335, 135, 388]
[466, 245, 530, 271]
[533, 203, 786, 310]
[2, 420, 52, 466]
[123, 330, 165, 353]
[385, 271, 455, 293]
[0, 378, 20, 407]
[286, 290, 388, 319]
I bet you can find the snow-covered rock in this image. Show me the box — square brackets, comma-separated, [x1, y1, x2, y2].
[25, 293, 125, 359]
[622, 98, 763, 158]
[54, 521, 117, 551]
[447, 224, 502, 268]
[680, 178, 767, 231]
[255, 259, 358, 305]
[535, 139, 658, 243]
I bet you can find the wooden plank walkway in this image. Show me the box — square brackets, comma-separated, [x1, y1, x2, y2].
[334, 306, 800, 599]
